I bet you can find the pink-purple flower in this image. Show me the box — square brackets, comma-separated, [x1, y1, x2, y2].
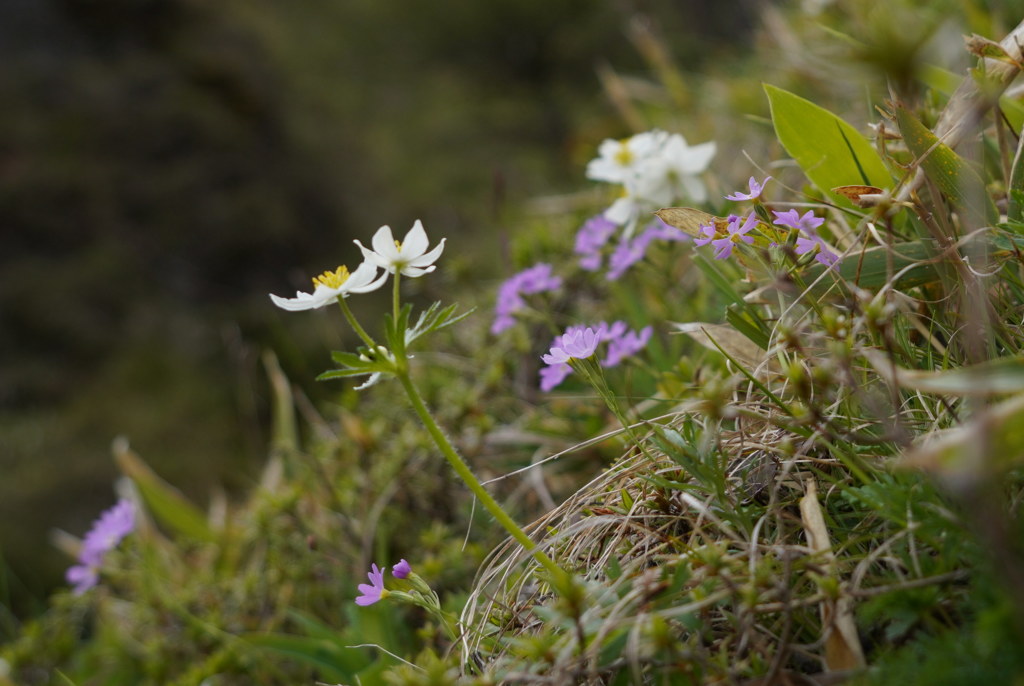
[542, 326, 601, 365]
[355, 563, 387, 606]
[772, 209, 838, 267]
[491, 263, 563, 335]
[539, 321, 654, 391]
[392, 559, 411, 579]
[603, 326, 653, 368]
[710, 213, 757, 260]
[575, 214, 618, 271]
[725, 176, 771, 202]
[606, 218, 688, 281]
[772, 209, 824, 234]
[66, 499, 136, 595]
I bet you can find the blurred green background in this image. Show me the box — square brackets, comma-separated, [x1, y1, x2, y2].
[0, 0, 757, 618]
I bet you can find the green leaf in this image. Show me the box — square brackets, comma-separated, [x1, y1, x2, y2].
[893, 104, 997, 227]
[804, 239, 944, 294]
[113, 441, 215, 543]
[764, 84, 892, 205]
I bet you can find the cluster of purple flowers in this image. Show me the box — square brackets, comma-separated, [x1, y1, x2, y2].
[491, 263, 563, 335]
[575, 215, 688, 280]
[772, 209, 838, 267]
[355, 558, 411, 606]
[692, 175, 838, 268]
[66, 499, 136, 595]
[539, 321, 653, 391]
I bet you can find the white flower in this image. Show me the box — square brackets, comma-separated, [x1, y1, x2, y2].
[586, 130, 668, 185]
[354, 220, 446, 277]
[269, 259, 387, 311]
[641, 133, 716, 204]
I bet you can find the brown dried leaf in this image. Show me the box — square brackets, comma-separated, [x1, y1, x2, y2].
[655, 207, 728, 240]
[800, 479, 866, 671]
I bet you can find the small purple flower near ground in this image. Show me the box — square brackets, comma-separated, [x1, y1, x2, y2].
[710, 213, 757, 260]
[725, 176, 772, 202]
[539, 321, 654, 390]
[574, 214, 618, 271]
[66, 499, 136, 595]
[355, 563, 387, 606]
[392, 559, 411, 579]
[542, 327, 600, 365]
[491, 263, 563, 335]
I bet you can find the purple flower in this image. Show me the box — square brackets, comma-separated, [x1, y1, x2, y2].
[772, 209, 824, 234]
[539, 322, 654, 390]
[607, 237, 647, 280]
[710, 213, 757, 260]
[491, 263, 563, 335]
[392, 559, 411, 579]
[541, 326, 600, 364]
[574, 214, 618, 271]
[725, 176, 771, 202]
[773, 210, 838, 267]
[539, 362, 573, 392]
[595, 320, 628, 342]
[606, 219, 688, 281]
[694, 223, 717, 247]
[603, 326, 653, 368]
[355, 563, 387, 606]
[66, 499, 136, 595]
[795, 236, 840, 267]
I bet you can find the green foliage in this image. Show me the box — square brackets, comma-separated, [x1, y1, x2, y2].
[764, 84, 892, 203]
[6, 0, 1024, 684]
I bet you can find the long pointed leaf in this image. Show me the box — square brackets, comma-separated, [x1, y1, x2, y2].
[765, 84, 892, 205]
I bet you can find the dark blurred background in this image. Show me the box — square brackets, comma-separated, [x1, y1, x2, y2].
[0, 0, 758, 618]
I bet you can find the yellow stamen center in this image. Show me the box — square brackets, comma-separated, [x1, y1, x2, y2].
[614, 141, 633, 166]
[311, 266, 350, 289]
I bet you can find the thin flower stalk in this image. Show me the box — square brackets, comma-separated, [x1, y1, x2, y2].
[395, 372, 562, 579]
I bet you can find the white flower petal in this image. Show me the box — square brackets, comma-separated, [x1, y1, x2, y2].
[673, 141, 717, 175]
[269, 284, 338, 311]
[346, 261, 390, 293]
[399, 219, 429, 257]
[679, 174, 708, 204]
[407, 237, 446, 268]
[370, 225, 399, 259]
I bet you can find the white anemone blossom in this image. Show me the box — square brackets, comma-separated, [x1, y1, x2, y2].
[270, 259, 388, 311]
[585, 130, 669, 185]
[355, 219, 445, 278]
[588, 130, 717, 234]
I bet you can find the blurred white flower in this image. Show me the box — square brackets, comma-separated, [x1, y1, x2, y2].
[270, 260, 387, 311]
[640, 133, 717, 205]
[355, 220, 445, 278]
[586, 130, 669, 185]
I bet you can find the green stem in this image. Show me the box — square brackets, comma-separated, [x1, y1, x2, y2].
[336, 297, 377, 349]
[396, 372, 563, 578]
[392, 271, 402, 324]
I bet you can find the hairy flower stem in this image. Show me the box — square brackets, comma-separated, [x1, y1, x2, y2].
[396, 371, 563, 579]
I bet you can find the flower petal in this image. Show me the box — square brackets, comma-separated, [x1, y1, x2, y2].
[370, 225, 399, 259]
[407, 237, 446, 268]
[399, 220, 429, 257]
